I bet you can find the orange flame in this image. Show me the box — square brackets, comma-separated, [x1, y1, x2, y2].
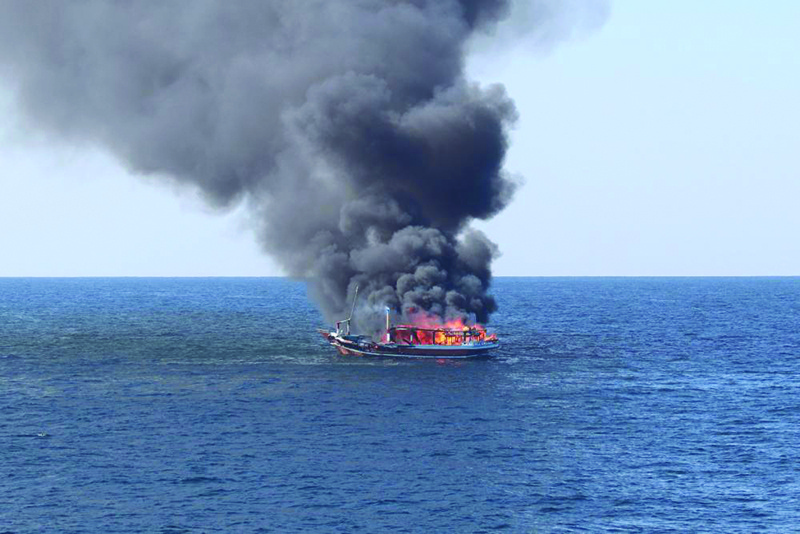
[406, 309, 477, 331]
[388, 309, 496, 346]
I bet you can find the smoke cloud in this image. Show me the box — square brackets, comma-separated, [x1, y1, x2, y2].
[0, 1, 607, 335]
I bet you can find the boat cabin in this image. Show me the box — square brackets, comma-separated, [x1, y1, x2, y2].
[387, 325, 493, 346]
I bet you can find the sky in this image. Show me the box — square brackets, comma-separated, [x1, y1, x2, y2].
[1, 1, 798, 276]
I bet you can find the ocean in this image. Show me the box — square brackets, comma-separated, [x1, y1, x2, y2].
[1, 277, 799, 533]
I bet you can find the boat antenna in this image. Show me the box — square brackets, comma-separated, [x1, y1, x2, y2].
[345, 284, 359, 335]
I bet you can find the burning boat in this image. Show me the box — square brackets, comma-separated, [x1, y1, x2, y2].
[319, 286, 499, 359]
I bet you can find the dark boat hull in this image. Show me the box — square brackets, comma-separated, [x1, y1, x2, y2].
[321, 332, 498, 359]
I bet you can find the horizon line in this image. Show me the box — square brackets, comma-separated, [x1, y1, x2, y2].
[0, 275, 798, 279]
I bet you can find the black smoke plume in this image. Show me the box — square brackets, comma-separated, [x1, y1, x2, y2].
[0, 1, 607, 336]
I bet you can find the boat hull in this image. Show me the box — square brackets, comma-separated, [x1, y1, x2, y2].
[321, 332, 498, 359]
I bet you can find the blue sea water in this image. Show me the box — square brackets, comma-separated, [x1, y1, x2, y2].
[1, 277, 799, 533]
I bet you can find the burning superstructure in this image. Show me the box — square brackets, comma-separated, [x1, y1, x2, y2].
[388, 323, 497, 347]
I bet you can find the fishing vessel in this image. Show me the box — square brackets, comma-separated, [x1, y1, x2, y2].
[319, 286, 499, 359]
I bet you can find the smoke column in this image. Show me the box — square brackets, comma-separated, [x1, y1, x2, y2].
[0, 1, 607, 335]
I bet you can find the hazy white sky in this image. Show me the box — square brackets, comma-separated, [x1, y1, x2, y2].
[1, 1, 798, 276]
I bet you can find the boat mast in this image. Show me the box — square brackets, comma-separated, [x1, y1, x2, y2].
[345, 284, 359, 335]
[385, 306, 391, 343]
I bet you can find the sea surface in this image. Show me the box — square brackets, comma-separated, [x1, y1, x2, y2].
[1, 277, 799, 533]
